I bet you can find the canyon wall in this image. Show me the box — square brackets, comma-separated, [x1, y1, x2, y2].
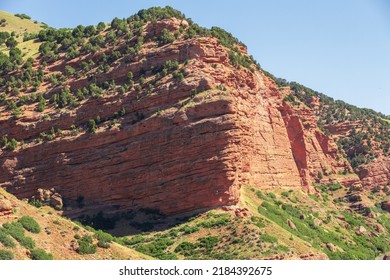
[0, 23, 353, 216]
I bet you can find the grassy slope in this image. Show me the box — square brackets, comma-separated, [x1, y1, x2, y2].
[0, 188, 150, 260]
[115, 185, 389, 260]
[0, 10, 43, 35]
[0, 10, 43, 59]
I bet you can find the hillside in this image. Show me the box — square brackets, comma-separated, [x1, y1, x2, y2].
[113, 185, 389, 260]
[0, 7, 389, 260]
[0, 10, 44, 60]
[0, 188, 150, 260]
[0, 11, 43, 35]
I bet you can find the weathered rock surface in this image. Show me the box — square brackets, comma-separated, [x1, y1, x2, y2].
[288, 220, 297, 230]
[355, 226, 368, 236]
[0, 20, 354, 217]
[279, 89, 350, 190]
[356, 157, 390, 189]
[0, 196, 12, 216]
[326, 243, 337, 252]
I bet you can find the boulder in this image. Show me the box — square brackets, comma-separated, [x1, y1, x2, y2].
[374, 224, 386, 233]
[355, 226, 368, 236]
[0, 197, 12, 215]
[326, 243, 337, 252]
[288, 220, 297, 230]
[50, 193, 63, 210]
[313, 218, 322, 227]
[35, 188, 52, 202]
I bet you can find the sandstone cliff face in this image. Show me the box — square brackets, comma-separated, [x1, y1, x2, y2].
[325, 120, 389, 189]
[356, 156, 390, 188]
[279, 89, 352, 189]
[0, 19, 352, 216]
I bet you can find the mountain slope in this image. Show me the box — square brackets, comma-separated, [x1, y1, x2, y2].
[0, 188, 150, 259]
[0, 7, 353, 216]
[0, 11, 43, 35]
[0, 6, 389, 260]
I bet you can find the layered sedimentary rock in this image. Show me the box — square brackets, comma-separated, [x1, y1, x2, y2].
[356, 157, 390, 188]
[325, 120, 390, 189]
[0, 20, 351, 216]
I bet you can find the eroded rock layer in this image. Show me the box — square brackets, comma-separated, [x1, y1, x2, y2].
[0, 22, 350, 216]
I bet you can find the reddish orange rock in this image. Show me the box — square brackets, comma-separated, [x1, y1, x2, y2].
[0, 23, 355, 217]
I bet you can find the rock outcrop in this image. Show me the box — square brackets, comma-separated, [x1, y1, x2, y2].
[0, 196, 12, 216]
[0, 19, 358, 217]
[356, 157, 390, 189]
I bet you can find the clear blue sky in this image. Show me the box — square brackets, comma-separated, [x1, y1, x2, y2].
[1, 0, 389, 115]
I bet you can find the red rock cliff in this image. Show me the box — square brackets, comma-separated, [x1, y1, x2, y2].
[0, 20, 350, 216]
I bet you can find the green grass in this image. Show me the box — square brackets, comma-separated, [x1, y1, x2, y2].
[0, 10, 43, 35]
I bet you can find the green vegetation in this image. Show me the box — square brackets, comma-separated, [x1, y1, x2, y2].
[19, 216, 41, 234]
[256, 191, 389, 259]
[77, 234, 97, 255]
[94, 230, 114, 248]
[30, 248, 53, 260]
[87, 119, 97, 133]
[15, 14, 32, 20]
[0, 228, 16, 248]
[2, 222, 36, 249]
[0, 249, 14, 260]
[136, 237, 177, 260]
[316, 182, 342, 193]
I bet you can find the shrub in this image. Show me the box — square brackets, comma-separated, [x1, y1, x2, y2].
[180, 225, 200, 234]
[77, 241, 97, 255]
[328, 183, 342, 191]
[19, 216, 41, 233]
[122, 236, 144, 246]
[80, 235, 93, 244]
[158, 29, 175, 45]
[3, 222, 35, 249]
[198, 235, 219, 250]
[174, 241, 197, 256]
[281, 191, 290, 197]
[29, 199, 42, 208]
[87, 119, 97, 133]
[36, 97, 46, 112]
[251, 216, 266, 228]
[0, 228, 16, 248]
[97, 240, 110, 248]
[228, 50, 253, 71]
[0, 250, 14, 260]
[94, 230, 113, 248]
[30, 248, 53, 260]
[135, 237, 175, 259]
[15, 13, 31, 20]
